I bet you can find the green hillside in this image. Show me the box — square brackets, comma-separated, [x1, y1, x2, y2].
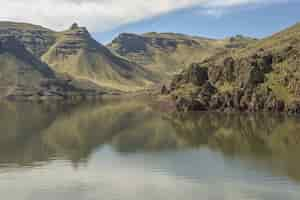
[0, 22, 157, 94]
[0, 35, 109, 100]
[108, 32, 256, 78]
[164, 22, 300, 114]
[42, 24, 156, 91]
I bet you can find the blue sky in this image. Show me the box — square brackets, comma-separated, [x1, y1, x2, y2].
[94, 1, 300, 44]
[1, 0, 300, 44]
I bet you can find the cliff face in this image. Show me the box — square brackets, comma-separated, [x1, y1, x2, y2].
[108, 32, 256, 78]
[164, 23, 300, 114]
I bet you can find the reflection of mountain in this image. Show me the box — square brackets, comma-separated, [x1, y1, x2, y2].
[0, 102, 67, 165]
[0, 100, 181, 165]
[0, 100, 299, 180]
[167, 112, 300, 155]
[166, 112, 300, 181]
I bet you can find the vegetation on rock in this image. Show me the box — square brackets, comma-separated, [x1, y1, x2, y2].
[164, 23, 300, 114]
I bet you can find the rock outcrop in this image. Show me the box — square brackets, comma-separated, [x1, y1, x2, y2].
[167, 61, 294, 113]
[165, 22, 300, 114]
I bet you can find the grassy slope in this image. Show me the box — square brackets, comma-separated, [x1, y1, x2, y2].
[0, 21, 157, 92]
[108, 32, 256, 79]
[42, 27, 156, 91]
[231, 23, 300, 102]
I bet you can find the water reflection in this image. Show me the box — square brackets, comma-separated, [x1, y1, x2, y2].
[0, 99, 300, 189]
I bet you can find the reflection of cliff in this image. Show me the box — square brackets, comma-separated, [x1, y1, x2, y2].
[166, 112, 300, 181]
[0, 100, 299, 180]
[0, 99, 181, 166]
[166, 112, 300, 155]
[0, 102, 69, 165]
[42, 100, 149, 162]
[42, 99, 183, 160]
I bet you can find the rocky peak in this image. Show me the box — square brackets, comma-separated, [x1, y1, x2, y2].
[66, 23, 90, 38]
[70, 22, 79, 30]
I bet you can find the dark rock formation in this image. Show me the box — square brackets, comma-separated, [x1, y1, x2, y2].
[170, 63, 209, 89]
[184, 64, 209, 86]
[168, 54, 299, 114]
[70, 23, 79, 30]
[111, 33, 148, 54]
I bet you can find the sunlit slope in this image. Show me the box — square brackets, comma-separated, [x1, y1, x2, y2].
[167, 22, 300, 113]
[0, 21, 157, 93]
[42, 24, 157, 91]
[207, 22, 300, 103]
[0, 35, 109, 100]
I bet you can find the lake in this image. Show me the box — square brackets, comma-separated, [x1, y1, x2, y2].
[0, 98, 300, 200]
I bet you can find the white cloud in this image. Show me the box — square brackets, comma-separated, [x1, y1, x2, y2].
[0, 0, 288, 32]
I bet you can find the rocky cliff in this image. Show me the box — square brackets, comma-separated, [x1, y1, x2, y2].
[162, 23, 300, 114]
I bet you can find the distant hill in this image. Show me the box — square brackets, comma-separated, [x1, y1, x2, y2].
[108, 32, 256, 78]
[164, 22, 300, 114]
[0, 22, 156, 96]
[0, 21, 56, 57]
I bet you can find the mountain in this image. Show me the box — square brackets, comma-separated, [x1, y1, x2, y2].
[162, 23, 300, 114]
[0, 36, 107, 100]
[0, 21, 56, 57]
[0, 22, 157, 96]
[108, 32, 256, 78]
[1, 20, 299, 109]
[42, 23, 156, 91]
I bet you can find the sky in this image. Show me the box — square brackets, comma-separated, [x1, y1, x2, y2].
[0, 0, 299, 43]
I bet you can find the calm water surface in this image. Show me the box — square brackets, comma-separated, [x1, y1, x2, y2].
[0, 99, 300, 200]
